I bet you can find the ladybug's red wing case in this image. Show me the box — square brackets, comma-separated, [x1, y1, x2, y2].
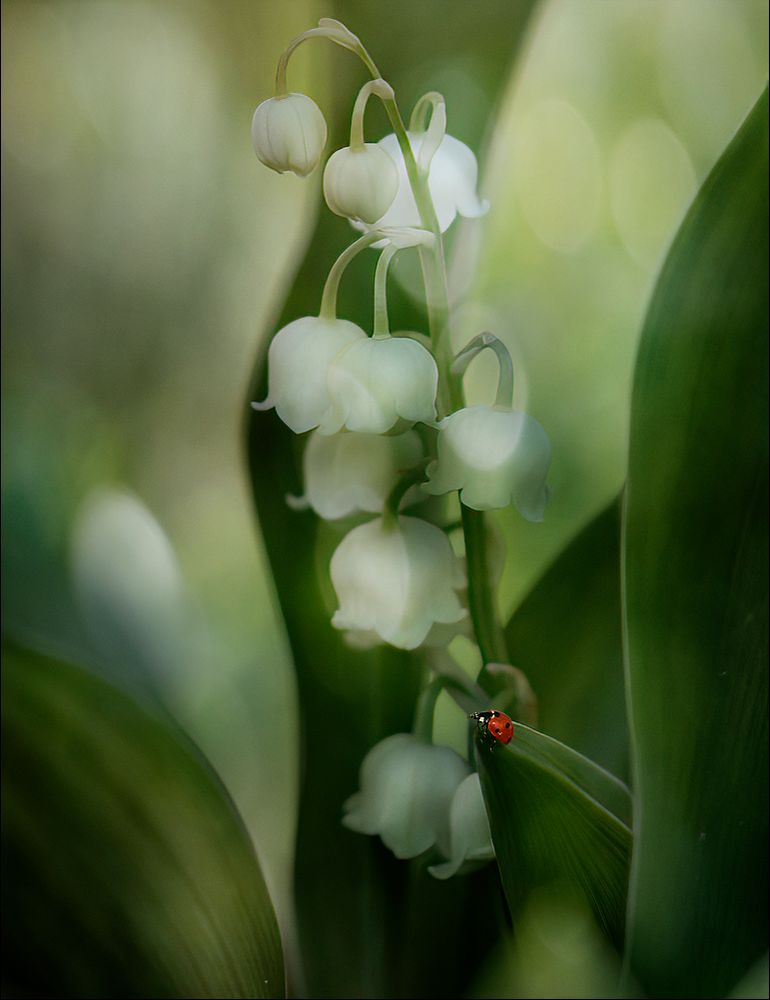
[469, 708, 514, 746]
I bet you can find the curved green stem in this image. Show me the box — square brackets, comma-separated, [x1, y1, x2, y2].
[319, 231, 384, 320]
[412, 676, 444, 741]
[275, 27, 331, 95]
[451, 331, 514, 409]
[409, 91, 447, 174]
[461, 506, 509, 670]
[413, 664, 490, 741]
[373, 244, 398, 338]
[409, 91, 445, 132]
[383, 460, 429, 526]
[350, 78, 394, 149]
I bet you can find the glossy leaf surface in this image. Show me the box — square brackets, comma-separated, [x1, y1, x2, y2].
[623, 88, 769, 998]
[2, 643, 285, 999]
[476, 722, 632, 951]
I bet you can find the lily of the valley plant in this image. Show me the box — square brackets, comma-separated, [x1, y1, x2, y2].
[251, 17, 550, 879]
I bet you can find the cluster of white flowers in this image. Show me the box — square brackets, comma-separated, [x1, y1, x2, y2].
[250, 18, 552, 877]
[251, 47, 551, 653]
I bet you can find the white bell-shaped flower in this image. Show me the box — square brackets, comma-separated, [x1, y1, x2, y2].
[341, 607, 471, 652]
[354, 131, 489, 233]
[323, 144, 399, 224]
[428, 773, 495, 879]
[342, 733, 471, 859]
[321, 335, 438, 435]
[330, 515, 466, 650]
[252, 316, 365, 434]
[251, 94, 327, 177]
[424, 404, 551, 520]
[298, 429, 422, 520]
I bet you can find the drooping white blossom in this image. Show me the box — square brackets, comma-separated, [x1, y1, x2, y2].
[330, 515, 466, 650]
[353, 131, 489, 234]
[342, 733, 471, 859]
[252, 316, 365, 434]
[424, 404, 551, 519]
[298, 429, 422, 520]
[321, 335, 438, 435]
[251, 93, 327, 177]
[323, 143, 399, 224]
[428, 773, 495, 879]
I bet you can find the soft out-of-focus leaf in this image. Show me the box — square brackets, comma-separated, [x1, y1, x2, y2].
[623, 88, 768, 998]
[2, 643, 284, 999]
[246, 2, 535, 996]
[505, 499, 629, 781]
[468, 885, 623, 1000]
[476, 723, 632, 950]
[728, 953, 770, 1000]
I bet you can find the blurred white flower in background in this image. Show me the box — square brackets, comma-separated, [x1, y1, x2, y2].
[424, 404, 551, 518]
[428, 773, 495, 879]
[295, 429, 422, 520]
[354, 130, 489, 234]
[343, 733, 470, 858]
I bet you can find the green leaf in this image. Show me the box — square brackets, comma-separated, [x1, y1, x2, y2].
[623, 88, 768, 997]
[476, 723, 632, 950]
[2, 642, 284, 999]
[505, 499, 629, 781]
[245, 2, 536, 996]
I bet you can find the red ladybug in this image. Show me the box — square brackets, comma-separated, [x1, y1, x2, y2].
[469, 709, 514, 746]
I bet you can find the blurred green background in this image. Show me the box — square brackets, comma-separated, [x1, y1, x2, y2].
[2, 0, 767, 967]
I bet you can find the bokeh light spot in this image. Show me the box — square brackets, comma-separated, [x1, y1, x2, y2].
[513, 98, 603, 254]
[609, 116, 696, 269]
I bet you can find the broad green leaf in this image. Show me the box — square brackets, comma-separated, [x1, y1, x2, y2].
[509, 723, 632, 829]
[2, 642, 284, 999]
[469, 885, 623, 1000]
[623, 88, 768, 998]
[505, 499, 629, 781]
[476, 723, 632, 950]
[246, 2, 535, 996]
[728, 953, 770, 1000]
[476, 723, 631, 946]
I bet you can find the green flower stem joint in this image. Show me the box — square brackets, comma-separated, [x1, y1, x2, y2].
[250, 17, 553, 874]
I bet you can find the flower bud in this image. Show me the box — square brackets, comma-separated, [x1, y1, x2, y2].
[320, 335, 438, 435]
[251, 94, 327, 177]
[300, 429, 422, 520]
[323, 144, 399, 224]
[343, 734, 471, 859]
[352, 131, 489, 233]
[330, 515, 466, 650]
[252, 316, 365, 434]
[428, 773, 495, 879]
[424, 404, 551, 519]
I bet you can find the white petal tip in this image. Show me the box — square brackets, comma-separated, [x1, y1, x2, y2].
[285, 493, 310, 512]
[463, 198, 490, 219]
[251, 398, 273, 412]
[427, 860, 460, 880]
